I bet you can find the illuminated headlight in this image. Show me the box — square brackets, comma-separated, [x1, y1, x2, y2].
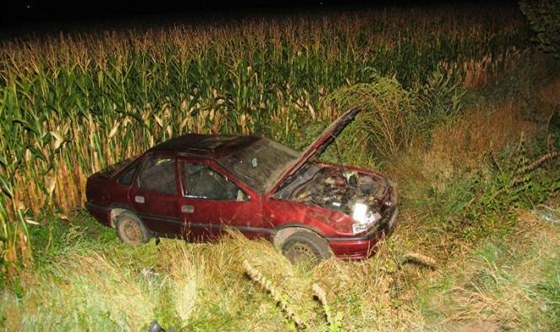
[352, 202, 382, 234]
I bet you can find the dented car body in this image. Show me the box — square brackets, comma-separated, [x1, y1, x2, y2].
[86, 108, 398, 263]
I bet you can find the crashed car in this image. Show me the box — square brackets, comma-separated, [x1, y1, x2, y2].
[86, 108, 398, 264]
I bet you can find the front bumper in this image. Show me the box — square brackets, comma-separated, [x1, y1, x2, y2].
[327, 206, 399, 259]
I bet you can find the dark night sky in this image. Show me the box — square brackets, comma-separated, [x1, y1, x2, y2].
[1, 0, 518, 36]
[0, 1, 324, 29]
[0, 1, 379, 34]
[3, 0, 371, 20]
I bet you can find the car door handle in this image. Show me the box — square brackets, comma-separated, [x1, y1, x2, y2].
[181, 205, 195, 213]
[134, 195, 145, 204]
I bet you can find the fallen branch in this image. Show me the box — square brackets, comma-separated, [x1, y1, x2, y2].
[312, 283, 333, 328]
[243, 260, 307, 329]
[515, 151, 560, 176]
[400, 252, 437, 268]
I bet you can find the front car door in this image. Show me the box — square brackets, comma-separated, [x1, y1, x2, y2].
[178, 158, 268, 241]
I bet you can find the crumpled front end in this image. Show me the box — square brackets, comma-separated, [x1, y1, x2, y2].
[328, 206, 399, 259]
[275, 163, 398, 237]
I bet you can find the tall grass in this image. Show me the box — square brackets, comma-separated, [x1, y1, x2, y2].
[4, 205, 557, 330]
[0, 215, 429, 331]
[417, 207, 560, 331]
[0, 3, 530, 272]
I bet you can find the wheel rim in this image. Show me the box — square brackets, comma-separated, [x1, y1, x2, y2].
[284, 242, 318, 265]
[121, 219, 141, 243]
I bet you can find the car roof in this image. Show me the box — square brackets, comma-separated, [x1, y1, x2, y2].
[148, 133, 262, 158]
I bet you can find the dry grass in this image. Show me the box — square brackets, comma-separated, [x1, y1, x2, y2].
[0, 242, 198, 331]
[540, 78, 560, 107]
[418, 203, 560, 331]
[1, 196, 558, 331]
[0, 224, 434, 331]
[429, 100, 537, 170]
[3, 84, 556, 331]
[388, 96, 539, 200]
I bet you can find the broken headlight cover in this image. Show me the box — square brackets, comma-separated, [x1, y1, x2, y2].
[352, 202, 382, 234]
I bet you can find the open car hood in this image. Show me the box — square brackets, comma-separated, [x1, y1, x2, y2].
[268, 108, 361, 193]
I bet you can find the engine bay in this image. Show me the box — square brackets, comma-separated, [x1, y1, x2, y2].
[275, 163, 389, 216]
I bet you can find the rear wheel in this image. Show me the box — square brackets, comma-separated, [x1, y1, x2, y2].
[116, 211, 151, 245]
[281, 231, 332, 266]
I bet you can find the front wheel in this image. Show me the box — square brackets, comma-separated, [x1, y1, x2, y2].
[281, 231, 332, 266]
[116, 211, 151, 245]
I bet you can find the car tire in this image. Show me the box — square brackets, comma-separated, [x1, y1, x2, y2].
[116, 211, 151, 245]
[281, 231, 332, 266]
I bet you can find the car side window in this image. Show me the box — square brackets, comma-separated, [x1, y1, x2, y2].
[181, 162, 245, 200]
[137, 157, 177, 194]
[118, 164, 139, 185]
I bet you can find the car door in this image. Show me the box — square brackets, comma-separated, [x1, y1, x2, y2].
[130, 155, 182, 237]
[178, 158, 267, 241]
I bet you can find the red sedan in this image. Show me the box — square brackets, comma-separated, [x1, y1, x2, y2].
[86, 108, 398, 264]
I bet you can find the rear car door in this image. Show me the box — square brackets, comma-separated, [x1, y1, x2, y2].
[130, 155, 182, 237]
[178, 158, 267, 241]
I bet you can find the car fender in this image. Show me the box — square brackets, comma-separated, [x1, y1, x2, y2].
[272, 223, 328, 248]
[108, 203, 137, 227]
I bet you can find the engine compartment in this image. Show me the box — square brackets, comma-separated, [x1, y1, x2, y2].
[275, 163, 389, 216]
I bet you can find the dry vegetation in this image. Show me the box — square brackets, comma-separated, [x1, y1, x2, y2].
[1, 201, 558, 330]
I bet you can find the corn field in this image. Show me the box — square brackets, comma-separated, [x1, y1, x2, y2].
[0, 4, 529, 274]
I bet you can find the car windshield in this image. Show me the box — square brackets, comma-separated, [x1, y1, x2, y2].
[218, 138, 300, 193]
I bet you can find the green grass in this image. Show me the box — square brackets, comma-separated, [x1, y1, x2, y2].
[2, 201, 558, 331]
[416, 206, 560, 331]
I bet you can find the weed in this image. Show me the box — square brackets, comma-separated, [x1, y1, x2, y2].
[326, 74, 415, 161]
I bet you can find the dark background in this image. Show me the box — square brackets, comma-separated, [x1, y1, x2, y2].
[1, 0, 519, 37]
[4, 1, 365, 21]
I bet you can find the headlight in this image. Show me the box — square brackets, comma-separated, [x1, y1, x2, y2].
[352, 202, 369, 224]
[352, 202, 382, 234]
